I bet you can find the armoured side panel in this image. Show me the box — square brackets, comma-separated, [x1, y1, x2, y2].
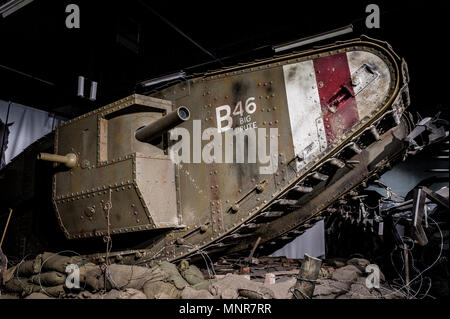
[53, 95, 180, 239]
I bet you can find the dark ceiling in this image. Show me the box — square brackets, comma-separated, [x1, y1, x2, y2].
[0, 0, 448, 119]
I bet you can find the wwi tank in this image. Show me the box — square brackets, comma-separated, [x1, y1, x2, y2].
[0, 36, 411, 265]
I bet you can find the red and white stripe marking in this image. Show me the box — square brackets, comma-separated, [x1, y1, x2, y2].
[283, 50, 391, 169]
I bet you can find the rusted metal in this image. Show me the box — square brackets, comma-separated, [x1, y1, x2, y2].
[293, 254, 322, 299]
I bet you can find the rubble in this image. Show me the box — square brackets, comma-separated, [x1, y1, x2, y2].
[313, 279, 351, 299]
[181, 286, 216, 299]
[347, 258, 370, 271]
[77, 288, 147, 299]
[331, 265, 361, 282]
[0, 253, 405, 299]
[208, 274, 296, 299]
[25, 292, 54, 299]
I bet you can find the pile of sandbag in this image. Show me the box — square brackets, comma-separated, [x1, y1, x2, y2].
[0, 253, 215, 299]
[312, 257, 405, 299]
[76, 260, 213, 299]
[1, 252, 88, 298]
[0, 253, 406, 300]
[181, 274, 297, 299]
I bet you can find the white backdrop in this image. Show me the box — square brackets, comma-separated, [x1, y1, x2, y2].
[0, 99, 64, 166]
[271, 220, 325, 259]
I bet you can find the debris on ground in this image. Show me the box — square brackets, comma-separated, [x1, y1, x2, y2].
[0, 252, 405, 299]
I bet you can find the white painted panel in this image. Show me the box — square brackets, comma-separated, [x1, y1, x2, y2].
[283, 61, 326, 170]
[347, 51, 392, 120]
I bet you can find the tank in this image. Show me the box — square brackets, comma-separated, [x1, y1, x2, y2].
[0, 36, 411, 265]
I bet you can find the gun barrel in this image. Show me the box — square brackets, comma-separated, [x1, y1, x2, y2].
[135, 106, 190, 143]
[37, 152, 78, 168]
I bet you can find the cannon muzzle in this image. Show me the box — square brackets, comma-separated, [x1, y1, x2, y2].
[37, 152, 78, 168]
[135, 106, 190, 143]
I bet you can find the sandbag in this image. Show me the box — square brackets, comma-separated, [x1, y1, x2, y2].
[3, 277, 41, 296]
[210, 275, 274, 299]
[238, 289, 266, 299]
[108, 264, 165, 290]
[143, 280, 180, 299]
[78, 263, 100, 283]
[209, 275, 296, 299]
[78, 288, 147, 299]
[159, 261, 189, 290]
[347, 258, 370, 272]
[40, 252, 84, 273]
[2, 265, 16, 284]
[41, 285, 66, 298]
[4, 277, 30, 293]
[191, 279, 214, 291]
[181, 286, 215, 299]
[331, 265, 361, 283]
[107, 288, 147, 299]
[5, 277, 65, 298]
[15, 258, 41, 277]
[30, 271, 66, 286]
[84, 266, 105, 291]
[25, 292, 55, 299]
[178, 260, 205, 286]
[314, 279, 351, 298]
[84, 264, 167, 291]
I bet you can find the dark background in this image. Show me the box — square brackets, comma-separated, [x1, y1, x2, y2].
[0, 0, 448, 119]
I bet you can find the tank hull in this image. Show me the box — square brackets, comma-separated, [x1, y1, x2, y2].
[0, 36, 411, 264]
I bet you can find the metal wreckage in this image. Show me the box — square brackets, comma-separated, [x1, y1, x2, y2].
[0, 35, 448, 290]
